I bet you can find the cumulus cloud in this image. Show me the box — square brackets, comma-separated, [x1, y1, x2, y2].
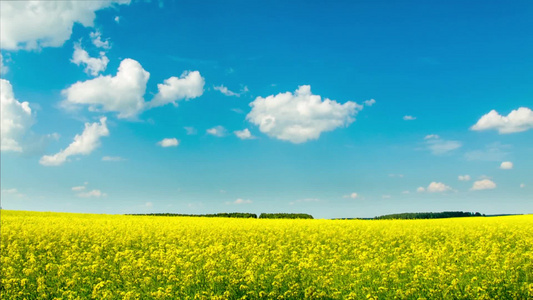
[234, 128, 255, 140]
[90, 31, 110, 49]
[471, 179, 497, 191]
[458, 175, 471, 181]
[114, 16, 120, 23]
[500, 161, 513, 170]
[39, 117, 109, 166]
[423, 134, 462, 155]
[418, 182, 453, 193]
[78, 189, 106, 198]
[247, 85, 363, 144]
[207, 126, 227, 137]
[157, 138, 179, 147]
[403, 115, 416, 120]
[214, 85, 248, 97]
[1, 79, 34, 152]
[72, 186, 86, 191]
[62, 58, 149, 118]
[71, 43, 109, 76]
[0, 1, 130, 50]
[471, 107, 533, 134]
[148, 71, 204, 108]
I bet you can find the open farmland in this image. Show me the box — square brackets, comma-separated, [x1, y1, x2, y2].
[1, 210, 533, 299]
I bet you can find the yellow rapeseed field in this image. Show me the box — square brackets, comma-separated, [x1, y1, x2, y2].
[1, 210, 532, 299]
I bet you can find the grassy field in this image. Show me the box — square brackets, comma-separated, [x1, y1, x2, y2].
[1, 210, 532, 299]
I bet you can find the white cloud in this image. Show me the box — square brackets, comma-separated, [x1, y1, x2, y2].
[0, 1, 130, 50]
[500, 161, 513, 170]
[71, 43, 109, 76]
[520, 183, 525, 188]
[148, 71, 204, 108]
[343, 192, 358, 199]
[424, 134, 440, 140]
[207, 126, 227, 137]
[364, 99, 376, 106]
[78, 189, 106, 198]
[231, 108, 245, 114]
[90, 31, 110, 49]
[62, 58, 149, 118]
[471, 107, 533, 134]
[72, 186, 86, 191]
[145, 201, 153, 208]
[458, 175, 471, 181]
[382, 195, 391, 199]
[184, 126, 197, 135]
[418, 182, 453, 193]
[40, 117, 109, 166]
[247, 85, 363, 144]
[0, 53, 8, 74]
[157, 138, 179, 147]
[403, 115, 416, 120]
[114, 16, 120, 23]
[402, 190, 410, 194]
[228, 198, 252, 205]
[1, 79, 34, 152]
[102, 156, 125, 161]
[471, 179, 496, 191]
[214, 85, 241, 97]
[424, 135, 462, 155]
[234, 128, 255, 140]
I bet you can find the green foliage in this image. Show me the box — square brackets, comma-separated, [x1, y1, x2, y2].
[259, 213, 314, 219]
[374, 211, 485, 220]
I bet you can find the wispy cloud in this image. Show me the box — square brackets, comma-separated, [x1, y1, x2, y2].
[465, 142, 510, 161]
[226, 198, 253, 205]
[214, 85, 249, 97]
[423, 134, 462, 155]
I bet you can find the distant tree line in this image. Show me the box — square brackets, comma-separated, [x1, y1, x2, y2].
[374, 211, 484, 220]
[126, 213, 314, 219]
[126, 213, 258, 218]
[259, 213, 314, 219]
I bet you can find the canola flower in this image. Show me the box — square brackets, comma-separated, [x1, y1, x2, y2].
[1, 210, 533, 299]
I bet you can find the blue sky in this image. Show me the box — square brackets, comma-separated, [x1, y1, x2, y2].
[1, 0, 532, 218]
